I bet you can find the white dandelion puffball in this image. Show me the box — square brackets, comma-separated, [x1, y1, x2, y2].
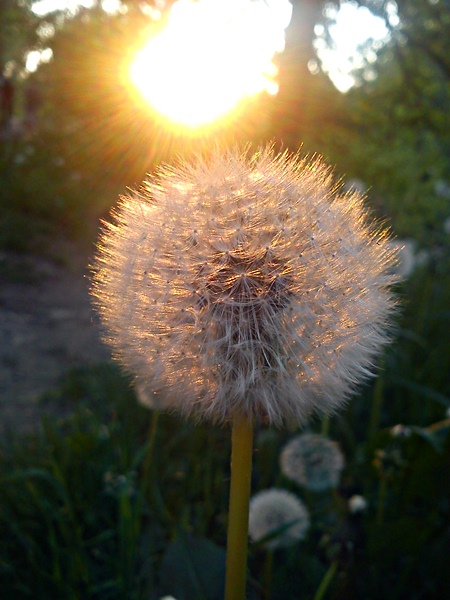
[248, 488, 310, 549]
[91, 146, 397, 426]
[280, 433, 345, 492]
[348, 495, 368, 513]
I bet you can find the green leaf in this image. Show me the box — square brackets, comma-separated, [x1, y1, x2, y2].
[159, 533, 226, 600]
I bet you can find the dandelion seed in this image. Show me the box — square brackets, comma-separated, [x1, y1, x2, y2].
[248, 488, 310, 549]
[91, 145, 397, 427]
[280, 433, 345, 492]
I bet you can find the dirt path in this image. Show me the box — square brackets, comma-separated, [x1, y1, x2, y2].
[0, 243, 110, 433]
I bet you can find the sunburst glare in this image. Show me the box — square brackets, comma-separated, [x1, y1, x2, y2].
[129, 0, 292, 128]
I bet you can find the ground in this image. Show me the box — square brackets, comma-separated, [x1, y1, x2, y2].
[0, 241, 110, 433]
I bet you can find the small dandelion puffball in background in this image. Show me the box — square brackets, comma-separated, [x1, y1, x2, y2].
[280, 433, 345, 492]
[348, 495, 368, 513]
[248, 489, 310, 550]
[91, 146, 398, 427]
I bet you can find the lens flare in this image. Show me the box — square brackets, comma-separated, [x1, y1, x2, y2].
[130, 0, 292, 128]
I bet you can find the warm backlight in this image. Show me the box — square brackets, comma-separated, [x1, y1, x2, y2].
[130, 0, 291, 128]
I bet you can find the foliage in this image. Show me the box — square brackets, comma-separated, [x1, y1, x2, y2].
[0, 1, 276, 253]
[2, 0, 449, 250]
[277, 0, 450, 245]
[0, 0, 41, 69]
[0, 364, 232, 599]
[0, 128, 121, 253]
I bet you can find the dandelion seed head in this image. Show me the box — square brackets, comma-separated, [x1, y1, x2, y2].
[248, 488, 310, 549]
[91, 145, 398, 426]
[280, 433, 345, 491]
[348, 494, 368, 513]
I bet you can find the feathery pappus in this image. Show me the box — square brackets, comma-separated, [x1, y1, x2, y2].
[91, 145, 398, 427]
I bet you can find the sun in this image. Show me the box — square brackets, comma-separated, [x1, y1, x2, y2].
[130, 0, 292, 129]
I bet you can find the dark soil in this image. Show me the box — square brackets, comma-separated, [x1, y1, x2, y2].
[0, 240, 110, 433]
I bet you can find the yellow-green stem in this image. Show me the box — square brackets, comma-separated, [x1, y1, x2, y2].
[224, 413, 254, 600]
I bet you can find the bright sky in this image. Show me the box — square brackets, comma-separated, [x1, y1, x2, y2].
[32, 0, 96, 15]
[31, 0, 394, 96]
[315, 2, 397, 92]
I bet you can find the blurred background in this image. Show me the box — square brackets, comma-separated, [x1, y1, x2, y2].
[1, 1, 449, 599]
